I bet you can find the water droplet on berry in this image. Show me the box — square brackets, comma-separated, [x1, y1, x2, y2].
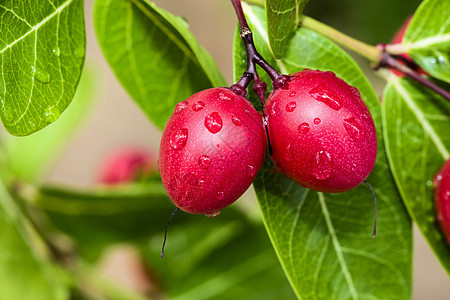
[284, 144, 293, 161]
[309, 83, 343, 111]
[205, 210, 221, 218]
[232, 114, 242, 126]
[312, 150, 333, 180]
[298, 122, 310, 134]
[198, 155, 211, 169]
[218, 92, 232, 102]
[314, 118, 321, 125]
[246, 164, 257, 177]
[205, 112, 223, 134]
[170, 128, 188, 150]
[289, 91, 296, 97]
[192, 101, 205, 111]
[286, 101, 296, 112]
[270, 101, 280, 116]
[174, 101, 188, 114]
[343, 117, 363, 142]
[216, 191, 225, 200]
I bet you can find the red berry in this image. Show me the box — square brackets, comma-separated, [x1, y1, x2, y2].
[265, 69, 377, 193]
[159, 88, 266, 216]
[98, 148, 155, 185]
[433, 159, 450, 244]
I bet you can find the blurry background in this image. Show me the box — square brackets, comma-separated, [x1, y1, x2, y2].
[35, 0, 449, 298]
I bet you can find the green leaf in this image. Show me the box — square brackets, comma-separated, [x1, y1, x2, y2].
[265, 0, 309, 58]
[37, 182, 178, 253]
[0, 0, 86, 136]
[234, 4, 412, 299]
[382, 74, 450, 274]
[1, 67, 96, 183]
[93, 0, 226, 130]
[404, 0, 450, 83]
[141, 213, 295, 299]
[0, 178, 68, 300]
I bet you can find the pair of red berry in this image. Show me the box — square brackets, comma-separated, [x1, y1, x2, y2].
[158, 69, 378, 216]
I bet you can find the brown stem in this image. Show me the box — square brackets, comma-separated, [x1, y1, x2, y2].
[375, 47, 450, 101]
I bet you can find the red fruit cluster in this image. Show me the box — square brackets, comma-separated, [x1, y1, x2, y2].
[434, 159, 450, 244]
[159, 70, 377, 216]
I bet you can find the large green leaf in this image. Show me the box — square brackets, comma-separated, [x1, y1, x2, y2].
[403, 0, 450, 83]
[93, 0, 226, 130]
[1, 67, 96, 183]
[382, 74, 450, 274]
[141, 211, 295, 299]
[234, 4, 412, 299]
[0, 178, 68, 300]
[265, 0, 309, 58]
[37, 181, 178, 251]
[0, 0, 85, 136]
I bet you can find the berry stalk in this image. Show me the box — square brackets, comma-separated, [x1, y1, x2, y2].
[230, 0, 288, 92]
[375, 46, 450, 101]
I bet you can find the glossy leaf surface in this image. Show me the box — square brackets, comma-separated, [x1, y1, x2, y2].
[0, 0, 85, 136]
[94, 0, 225, 130]
[265, 0, 309, 58]
[404, 0, 450, 83]
[382, 74, 450, 274]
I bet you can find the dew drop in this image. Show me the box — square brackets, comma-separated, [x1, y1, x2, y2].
[284, 144, 293, 162]
[312, 150, 333, 180]
[298, 122, 310, 134]
[31, 66, 51, 84]
[426, 180, 432, 187]
[286, 101, 297, 112]
[309, 83, 343, 110]
[289, 91, 296, 97]
[174, 101, 188, 114]
[170, 128, 188, 150]
[314, 118, 321, 125]
[246, 164, 257, 177]
[218, 92, 232, 102]
[205, 210, 221, 218]
[44, 106, 61, 123]
[205, 112, 223, 134]
[216, 191, 225, 200]
[192, 101, 205, 111]
[198, 155, 211, 169]
[343, 117, 363, 142]
[232, 114, 242, 126]
[270, 101, 281, 116]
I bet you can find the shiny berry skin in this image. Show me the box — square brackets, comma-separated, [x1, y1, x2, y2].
[265, 69, 377, 193]
[433, 159, 450, 244]
[159, 88, 266, 216]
